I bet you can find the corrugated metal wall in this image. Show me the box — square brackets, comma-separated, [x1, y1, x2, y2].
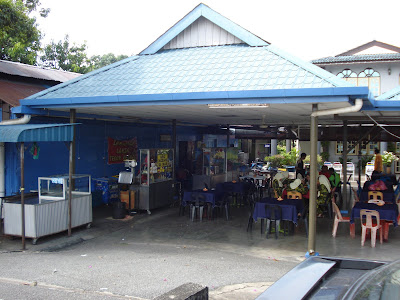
[163, 17, 243, 50]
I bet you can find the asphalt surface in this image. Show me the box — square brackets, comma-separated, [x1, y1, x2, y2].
[0, 206, 302, 299]
[2, 200, 400, 300]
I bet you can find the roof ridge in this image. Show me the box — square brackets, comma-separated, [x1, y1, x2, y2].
[265, 45, 352, 88]
[336, 40, 400, 56]
[140, 3, 268, 55]
[26, 55, 140, 99]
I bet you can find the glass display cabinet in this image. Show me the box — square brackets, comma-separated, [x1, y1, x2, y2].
[192, 147, 240, 189]
[135, 149, 174, 214]
[139, 149, 173, 185]
[3, 174, 92, 244]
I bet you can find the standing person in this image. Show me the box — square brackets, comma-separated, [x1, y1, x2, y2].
[374, 148, 383, 173]
[296, 153, 307, 179]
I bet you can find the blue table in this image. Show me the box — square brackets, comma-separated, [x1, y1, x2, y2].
[183, 190, 222, 207]
[216, 181, 249, 195]
[252, 198, 303, 225]
[350, 202, 398, 227]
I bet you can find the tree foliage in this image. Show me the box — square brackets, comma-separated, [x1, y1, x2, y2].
[40, 35, 129, 74]
[0, 0, 43, 64]
[90, 53, 128, 71]
[40, 35, 92, 73]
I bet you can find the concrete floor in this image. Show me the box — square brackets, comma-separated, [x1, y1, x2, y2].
[1, 189, 400, 299]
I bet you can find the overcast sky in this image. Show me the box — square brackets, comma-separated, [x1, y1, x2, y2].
[36, 0, 400, 61]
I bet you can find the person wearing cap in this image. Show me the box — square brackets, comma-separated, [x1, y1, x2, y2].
[286, 178, 308, 195]
[272, 171, 289, 198]
[317, 175, 331, 217]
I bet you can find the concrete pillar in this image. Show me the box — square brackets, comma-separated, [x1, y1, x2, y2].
[250, 139, 256, 162]
[271, 139, 278, 156]
[381, 142, 387, 153]
[308, 104, 318, 256]
[317, 141, 321, 155]
[286, 139, 291, 153]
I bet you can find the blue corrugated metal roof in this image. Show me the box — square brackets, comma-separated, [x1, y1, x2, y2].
[0, 123, 77, 142]
[312, 53, 400, 64]
[376, 85, 400, 101]
[24, 45, 353, 102]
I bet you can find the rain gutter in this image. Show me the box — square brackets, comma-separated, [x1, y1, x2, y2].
[308, 99, 363, 256]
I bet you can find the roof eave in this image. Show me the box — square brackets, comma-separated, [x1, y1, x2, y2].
[17, 87, 371, 110]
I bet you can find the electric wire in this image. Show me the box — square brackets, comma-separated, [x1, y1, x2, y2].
[364, 113, 400, 140]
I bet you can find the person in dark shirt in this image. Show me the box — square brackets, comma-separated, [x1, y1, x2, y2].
[296, 153, 307, 179]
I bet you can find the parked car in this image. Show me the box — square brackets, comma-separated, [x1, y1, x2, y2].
[256, 256, 400, 299]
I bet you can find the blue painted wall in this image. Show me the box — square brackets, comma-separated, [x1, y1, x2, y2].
[4, 116, 205, 196]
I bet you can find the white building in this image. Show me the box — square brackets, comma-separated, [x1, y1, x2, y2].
[311, 41, 400, 176]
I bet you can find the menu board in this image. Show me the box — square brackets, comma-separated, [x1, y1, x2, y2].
[157, 150, 172, 174]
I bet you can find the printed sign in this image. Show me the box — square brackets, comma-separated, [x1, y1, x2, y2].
[107, 137, 137, 164]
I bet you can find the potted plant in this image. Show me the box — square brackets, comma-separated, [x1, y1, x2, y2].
[382, 151, 399, 173]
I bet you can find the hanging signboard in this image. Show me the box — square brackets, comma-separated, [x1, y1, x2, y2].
[107, 137, 137, 164]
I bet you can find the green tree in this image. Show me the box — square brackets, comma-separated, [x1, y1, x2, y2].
[40, 35, 91, 73]
[0, 0, 45, 64]
[89, 53, 128, 71]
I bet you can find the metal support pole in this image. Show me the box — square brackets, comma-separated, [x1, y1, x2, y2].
[70, 109, 76, 189]
[68, 141, 73, 236]
[172, 119, 177, 180]
[250, 139, 256, 163]
[20, 142, 25, 250]
[308, 104, 318, 255]
[342, 120, 348, 208]
[225, 125, 229, 181]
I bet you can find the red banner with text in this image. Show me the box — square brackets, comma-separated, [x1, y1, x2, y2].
[107, 137, 137, 164]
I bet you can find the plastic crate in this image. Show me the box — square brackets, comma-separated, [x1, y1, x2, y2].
[92, 177, 119, 204]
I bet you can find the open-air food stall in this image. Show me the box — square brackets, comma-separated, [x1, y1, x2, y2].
[0, 123, 80, 249]
[3, 174, 92, 244]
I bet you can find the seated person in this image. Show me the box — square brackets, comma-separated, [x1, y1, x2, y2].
[317, 175, 331, 217]
[319, 165, 330, 178]
[371, 170, 382, 182]
[285, 178, 309, 197]
[328, 168, 340, 188]
[272, 171, 289, 198]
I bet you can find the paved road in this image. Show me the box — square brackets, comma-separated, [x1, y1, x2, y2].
[0, 208, 302, 299]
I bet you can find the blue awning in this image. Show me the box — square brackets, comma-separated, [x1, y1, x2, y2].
[0, 123, 78, 142]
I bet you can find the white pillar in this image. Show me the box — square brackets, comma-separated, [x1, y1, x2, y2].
[286, 139, 291, 153]
[271, 139, 278, 156]
[380, 142, 387, 153]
